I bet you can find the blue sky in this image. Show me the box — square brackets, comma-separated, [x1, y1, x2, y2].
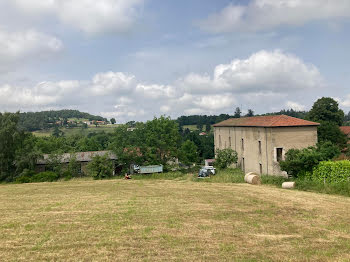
[1, 0, 350, 122]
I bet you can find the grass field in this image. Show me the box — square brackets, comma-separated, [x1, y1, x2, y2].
[1, 177, 350, 261]
[32, 126, 117, 137]
[182, 125, 199, 131]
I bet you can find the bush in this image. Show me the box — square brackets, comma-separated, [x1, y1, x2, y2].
[312, 160, 350, 183]
[215, 148, 238, 169]
[86, 154, 113, 180]
[31, 171, 59, 182]
[15, 169, 35, 183]
[279, 142, 340, 178]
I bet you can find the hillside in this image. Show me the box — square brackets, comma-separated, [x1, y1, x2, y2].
[19, 110, 107, 132]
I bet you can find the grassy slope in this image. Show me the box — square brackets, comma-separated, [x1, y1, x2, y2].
[1, 177, 350, 261]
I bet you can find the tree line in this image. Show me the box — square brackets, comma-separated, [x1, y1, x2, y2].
[0, 114, 214, 182]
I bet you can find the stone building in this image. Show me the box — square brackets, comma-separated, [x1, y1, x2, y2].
[213, 115, 320, 176]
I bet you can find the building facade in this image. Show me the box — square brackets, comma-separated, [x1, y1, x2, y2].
[213, 115, 319, 176]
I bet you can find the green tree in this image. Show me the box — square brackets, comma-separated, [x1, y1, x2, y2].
[46, 153, 64, 176]
[66, 155, 81, 177]
[215, 148, 238, 169]
[110, 118, 116, 124]
[307, 97, 347, 147]
[205, 124, 211, 132]
[307, 97, 344, 125]
[14, 133, 41, 178]
[245, 109, 254, 117]
[52, 126, 64, 137]
[317, 121, 347, 147]
[0, 112, 25, 181]
[143, 116, 181, 165]
[179, 140, 198, 165]
[87, 154, 113, 179]
[233, 107, 241, 118]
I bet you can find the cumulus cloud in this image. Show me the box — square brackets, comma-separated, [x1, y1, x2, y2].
[180, 50, 323, 94]
[0, 80, 78, 109]
[0, 29, 62, 68]
[199, 0, 350, 33]
[285, 101, 306, 111]
[0, 50, 324, 122]
[10, 0, 144, 35]
[90, 71, 136, 96]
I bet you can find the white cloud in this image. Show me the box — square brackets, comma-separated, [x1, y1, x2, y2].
[193, 94, 236, 111]
[181, 50, 323, 93]
[91, 71, 136, 96]
[199, 0, 350, 33]
[0, 29, 62, 67]
[286, 101, 306, 111]
[340, 95, 350, 107]
[0, 50, 325, 122]
[10, 0, 144, 35]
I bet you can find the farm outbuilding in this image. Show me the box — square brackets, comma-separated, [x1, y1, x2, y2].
[36, 151, 119, 175]
[213, 115, 320, 176]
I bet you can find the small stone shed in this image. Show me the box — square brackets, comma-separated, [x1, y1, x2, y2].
[36, 150, 119, 175]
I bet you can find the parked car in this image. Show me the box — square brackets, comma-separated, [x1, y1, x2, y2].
[198, 166, 216, 178]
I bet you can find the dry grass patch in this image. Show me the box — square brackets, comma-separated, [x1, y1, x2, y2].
[1, 179, 350, 261]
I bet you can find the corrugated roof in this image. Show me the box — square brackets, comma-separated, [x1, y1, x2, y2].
[37, 150, 117, 164]
[213, 115, 320, 128]
[340, 126, 350, 135]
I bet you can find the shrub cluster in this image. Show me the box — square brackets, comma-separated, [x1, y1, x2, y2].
[311, 160, 350, 183]
[15, 171, 59, 183]
[279, 142, 340, 178]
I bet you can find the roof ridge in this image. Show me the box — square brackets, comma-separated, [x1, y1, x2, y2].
[269, 114, 285, 126]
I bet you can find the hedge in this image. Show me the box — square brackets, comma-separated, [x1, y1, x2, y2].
[312, 160, 350, 183]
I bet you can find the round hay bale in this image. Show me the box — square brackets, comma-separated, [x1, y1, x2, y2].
[282, 182, 295, 189]
[244, 172, 258, 182]
[246, 174, 261, 185]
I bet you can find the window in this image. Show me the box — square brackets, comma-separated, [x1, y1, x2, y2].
[259, 164, 262, 174]
[241, 138, 244, 151]
[258, 141, 262, 154]
[229, 137, 231, 148]
[276, 148, 283, 162]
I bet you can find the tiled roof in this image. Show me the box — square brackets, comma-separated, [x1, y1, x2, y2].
[340, 126, 350, 135]
[37, 150, 117, 164]
[213, 115, 320, 128]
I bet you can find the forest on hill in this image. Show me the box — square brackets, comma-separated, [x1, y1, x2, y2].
[19, 110, 107, 131]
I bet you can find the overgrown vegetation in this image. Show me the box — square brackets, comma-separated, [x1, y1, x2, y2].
[87, 154, 114, 180]
[214, 148, 238, 169]
[279, 142, 340, 178]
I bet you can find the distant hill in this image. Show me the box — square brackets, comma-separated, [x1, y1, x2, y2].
[19, 110, 107, 131]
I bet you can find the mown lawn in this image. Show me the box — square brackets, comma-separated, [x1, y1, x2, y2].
[1, 178, 350, 261]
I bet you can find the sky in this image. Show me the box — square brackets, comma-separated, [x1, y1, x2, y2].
[1, 0, 350, 122]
